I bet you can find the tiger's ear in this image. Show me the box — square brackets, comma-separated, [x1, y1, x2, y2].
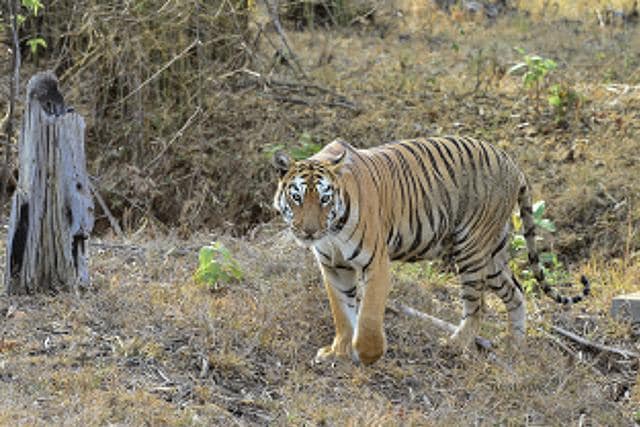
[328, 148, 347, 172]
[272, 150, 292, 178]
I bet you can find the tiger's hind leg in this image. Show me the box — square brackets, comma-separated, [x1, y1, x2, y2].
[486, 268, 526, 342]
[449, 270, 486, 348]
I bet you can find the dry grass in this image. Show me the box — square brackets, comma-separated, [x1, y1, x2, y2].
[1, 1, 640, 425]
[0, 230, 637, 425]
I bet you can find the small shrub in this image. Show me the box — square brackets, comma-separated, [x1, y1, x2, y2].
[548, 82, 581, 124]
[508, 48, 557, 113]
[194, 242, 243, 290]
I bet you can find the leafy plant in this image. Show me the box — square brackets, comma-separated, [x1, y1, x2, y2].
[510, 200, 569, 295]
[508, 48, 557, 112]
[194, 242, 243, 290]
[26, 36, 46, 54]
[265, 131, 322, 161]
[11, 0, 48, 57]
[548, 83, 581, 123]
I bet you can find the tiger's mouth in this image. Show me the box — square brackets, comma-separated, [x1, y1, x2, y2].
[292, 230, 327, 247]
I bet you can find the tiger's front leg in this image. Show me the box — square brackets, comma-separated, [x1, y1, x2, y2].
[352, 255, 391, 365]
[315, 264, 358, 364]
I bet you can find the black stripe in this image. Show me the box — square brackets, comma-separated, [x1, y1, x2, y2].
[463, 279, 484, 289]
[432, 141, 458, 187]
[462, 304, 481, 319]
[316, 249, 331, 260]
[386, 227, 395, 246]
[490, 235, 508, 259]
[458, 259, 486, 275]
[462, 293, 480, 302]
[478, 141, 492, 169]
[407, 216, 423, 254]
[487, 270, 502, 280]
[503, 286, 515, 304]
[342, 286, 357, 299]
[352, 150, 381, 189]
[511, 274, 523, 293]
[382, 151, 406, 210]
[488, 279, 508, 291]
[361, 241, 377, 273]
[348, 235, 364, 261]
[331, 194, 350, 233]
[413, 235, 436, 259]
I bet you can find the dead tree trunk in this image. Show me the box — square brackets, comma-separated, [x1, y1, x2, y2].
[4, 71, 94, 295]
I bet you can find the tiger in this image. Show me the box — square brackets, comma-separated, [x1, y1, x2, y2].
[272, 136, 589, 366]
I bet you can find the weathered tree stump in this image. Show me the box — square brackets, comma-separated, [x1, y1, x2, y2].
[4, 71, 94, 295]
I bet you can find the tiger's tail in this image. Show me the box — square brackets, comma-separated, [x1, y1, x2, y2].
[517, 182, 590, 304]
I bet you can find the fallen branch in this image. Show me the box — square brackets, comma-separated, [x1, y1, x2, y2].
[388, 300, 494, 352]
[550, 325, 639, 359]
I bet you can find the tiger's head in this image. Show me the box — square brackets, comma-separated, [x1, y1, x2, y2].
[272, 150, 347, 247]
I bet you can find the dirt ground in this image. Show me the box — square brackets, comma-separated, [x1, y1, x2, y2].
[1, 1, 640, 425]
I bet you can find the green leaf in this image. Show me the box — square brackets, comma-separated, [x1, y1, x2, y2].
[532, 200, 546, 219]
[26, 37, 46, 54]
[548, 95, 561, 107]
[194, 242, 243, 287]
[511, 234, 527, 251]
[199, 246, 214, 266]
[21, 0, 44, 16]
[537, 219, 557, 232]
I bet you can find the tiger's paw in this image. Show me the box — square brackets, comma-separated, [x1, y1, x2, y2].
[448, 317, 480, 349]
[314, 345, 339, 364]
[314, 337, 352, 364]
[352, 326, 386, 366]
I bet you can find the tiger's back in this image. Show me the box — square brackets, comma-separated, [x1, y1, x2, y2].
[342, 136, 524, 264]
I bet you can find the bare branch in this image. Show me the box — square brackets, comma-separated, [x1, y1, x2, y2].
[550, 325, 639, 359]
[262, 0, 308, 79]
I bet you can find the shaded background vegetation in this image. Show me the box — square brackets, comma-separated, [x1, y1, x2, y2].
[1, 0, 640, 424]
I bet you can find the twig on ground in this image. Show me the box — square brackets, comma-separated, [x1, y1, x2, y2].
[550, 325, 639, 359]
